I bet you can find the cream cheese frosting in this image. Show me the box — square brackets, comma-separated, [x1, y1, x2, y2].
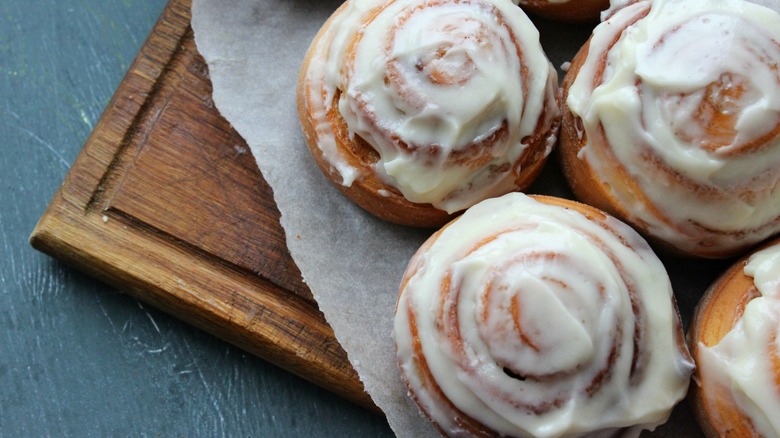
[566, 0, 780, 256]
[301, 0, 559, 213]
[698, 243, 780, 438]
[394, 193, 693, 438]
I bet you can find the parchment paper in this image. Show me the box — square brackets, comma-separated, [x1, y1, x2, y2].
[188, 1, 758, 436]
[188, 1, 593, 435]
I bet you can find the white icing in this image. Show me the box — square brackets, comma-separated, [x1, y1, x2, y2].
[566, 0, 780, 255]
[301, 0, 559, 213]
[601, 0, 638, 19]
[698, 243, 780, 437]
[394, 193, 693, 438]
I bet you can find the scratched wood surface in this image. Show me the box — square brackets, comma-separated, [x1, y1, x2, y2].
[30, 0, 377, 413]
[3, 0, 392, 436]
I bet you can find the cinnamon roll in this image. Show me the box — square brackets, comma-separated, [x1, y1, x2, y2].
[559, 0, 780, 258]
[689, 238, 780, 438]
[517, 0, 609, 22]
[393, 193, 694, 437]
[297, 0, 560, 228]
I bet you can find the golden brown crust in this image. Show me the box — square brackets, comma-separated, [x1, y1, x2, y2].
[520, 0, 610, 23]
[297, 1, 559, 229]
[687, 238, 780, 437]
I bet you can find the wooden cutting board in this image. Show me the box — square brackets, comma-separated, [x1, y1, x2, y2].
[29, 0, 372, 410]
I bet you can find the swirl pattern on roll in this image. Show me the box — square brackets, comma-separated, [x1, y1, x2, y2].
[393, 193, 693, 438]
[299, 0, 559, 214]
[563, 0, 780, 257]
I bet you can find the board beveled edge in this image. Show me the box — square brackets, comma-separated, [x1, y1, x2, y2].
[29, 0, 373, 410]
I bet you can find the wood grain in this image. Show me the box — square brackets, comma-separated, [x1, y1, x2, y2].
[29, 0, 371, 409]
